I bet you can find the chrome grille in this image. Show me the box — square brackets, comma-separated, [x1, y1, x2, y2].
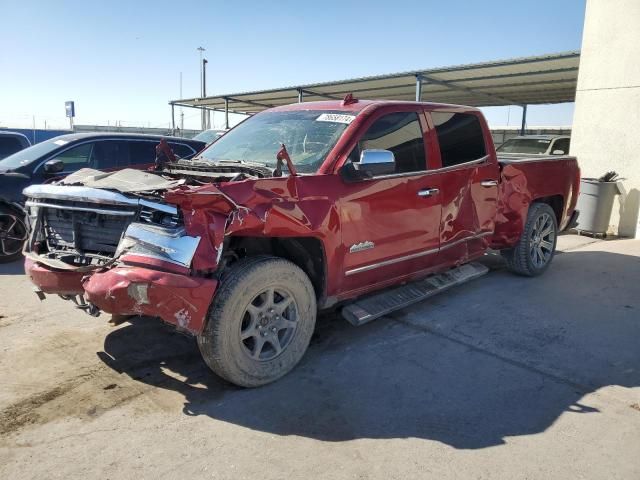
[39, 201, 137, 255]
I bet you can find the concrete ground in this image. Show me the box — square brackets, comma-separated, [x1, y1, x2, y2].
[0, 235, 639, 479]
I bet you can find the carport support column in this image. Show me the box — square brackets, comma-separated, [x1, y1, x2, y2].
[415, 75, 423, 102]
[520, 104, 528, 135]
[170, 103, 175, 135]
[298, 88, 304, 103]
[224, 98, 229, 130]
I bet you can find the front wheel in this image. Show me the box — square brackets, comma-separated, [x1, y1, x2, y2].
[0, 204, 28, 264]
[197, 256, 317, 387]
[502, 202, 558, 276]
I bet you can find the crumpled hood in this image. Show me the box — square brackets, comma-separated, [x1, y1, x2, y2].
[59, 168, 184, 192]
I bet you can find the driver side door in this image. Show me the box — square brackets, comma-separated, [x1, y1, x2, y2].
[337, 109, 442, 297]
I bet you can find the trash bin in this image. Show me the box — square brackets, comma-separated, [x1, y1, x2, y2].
[575, 178, 622, 234]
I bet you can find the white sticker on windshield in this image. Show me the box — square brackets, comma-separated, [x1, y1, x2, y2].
[53, 139, 69, 146]
[538, 140, 551, 143]
[316, 113, 356, 124]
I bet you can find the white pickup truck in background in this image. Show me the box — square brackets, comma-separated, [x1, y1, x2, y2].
[497, 135, 571, 157]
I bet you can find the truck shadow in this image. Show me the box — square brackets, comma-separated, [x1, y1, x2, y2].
[98, 248, 640, 449]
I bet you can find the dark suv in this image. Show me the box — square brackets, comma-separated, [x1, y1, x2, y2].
[0, 132, 205, 262]
[0, 131, 31, 160]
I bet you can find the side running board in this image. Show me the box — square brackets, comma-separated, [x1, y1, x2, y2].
[341, 262, 489, 326]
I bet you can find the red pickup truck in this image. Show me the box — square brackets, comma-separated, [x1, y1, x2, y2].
[22, 98, 580, 387]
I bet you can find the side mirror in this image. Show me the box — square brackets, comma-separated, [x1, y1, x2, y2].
[340, 149, 396, 182]
[43, 159, 65, 175]
[552, 149, 565, 155]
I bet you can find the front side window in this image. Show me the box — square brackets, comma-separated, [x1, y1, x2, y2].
[432, 112, 486, 167]
[198, 110, 353, 173]
[51, 143, 93, 171]
[350, 111, 426, 174]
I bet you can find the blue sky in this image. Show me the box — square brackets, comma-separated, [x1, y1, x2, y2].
[0, 0, 586, 130]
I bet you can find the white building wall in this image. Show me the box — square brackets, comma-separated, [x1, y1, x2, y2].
[571, 0, 640, 237]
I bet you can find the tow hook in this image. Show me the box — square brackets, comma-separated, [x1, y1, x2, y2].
[33, 288, 46, 301]
[58, 294, 101, 317]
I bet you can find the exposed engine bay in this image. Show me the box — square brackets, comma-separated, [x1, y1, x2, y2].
[22, 160, 274, 271]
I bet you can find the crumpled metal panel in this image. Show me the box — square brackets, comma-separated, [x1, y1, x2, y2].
[60, 168, 184, 192]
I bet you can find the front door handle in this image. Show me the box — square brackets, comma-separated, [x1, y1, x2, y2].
[480, 179, 498, 187]
[418, 188, 440, 197]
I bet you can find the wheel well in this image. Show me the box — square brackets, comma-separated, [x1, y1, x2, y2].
[223, 236, 326, 301]
[533, 195, 563, 224]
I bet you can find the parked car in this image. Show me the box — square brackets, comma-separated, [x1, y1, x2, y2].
[192, 129, 226, 144]
[0, 132, 205, 262]
[496, 135, 571, 157]
[0, 131, 31, 160]
[22, 99, 580, 387]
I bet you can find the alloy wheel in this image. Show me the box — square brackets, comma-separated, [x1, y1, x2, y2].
[239, 287, 298, 361]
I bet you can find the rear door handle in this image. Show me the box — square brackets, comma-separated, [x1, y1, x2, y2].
[480, 180, 498, 187]
[418, 188, 439, 197]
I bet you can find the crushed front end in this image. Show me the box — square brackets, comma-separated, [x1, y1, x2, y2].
[22, 175, 218, 334]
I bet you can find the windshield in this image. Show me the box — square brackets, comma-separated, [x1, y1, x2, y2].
[497, 138, 551, 154]
[0, 136, 68, 170]
[193, 129, 224, 144]
[198, 110, 355, 173]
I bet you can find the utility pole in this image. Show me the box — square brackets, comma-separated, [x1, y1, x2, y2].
[179, 71, 184, 134]
[197, 46, 206, 130]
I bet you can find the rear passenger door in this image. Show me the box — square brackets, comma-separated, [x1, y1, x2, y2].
[428, 110, 499, 263]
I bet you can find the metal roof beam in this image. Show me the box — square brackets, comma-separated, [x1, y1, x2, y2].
[452, 67, 579, 84]
[419, 74, 519, 105]
[225, 96, 274, 109]
[300, 89, 342, 100]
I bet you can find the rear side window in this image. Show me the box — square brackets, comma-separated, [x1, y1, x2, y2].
[91, 141, 129, 169]
[353, 111, 426, 174]
[431, 112, 486, 167]
[0, 137, 23, 159]
[128, 141, 158, 166]
[169, 142, 197, 159]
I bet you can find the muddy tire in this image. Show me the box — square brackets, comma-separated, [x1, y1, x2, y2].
[502, 202, 558, 277]
[197, 256, 316, 387]
[0, 204, 27, 264]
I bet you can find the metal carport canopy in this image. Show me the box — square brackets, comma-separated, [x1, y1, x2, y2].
[170, 50, 579, 117]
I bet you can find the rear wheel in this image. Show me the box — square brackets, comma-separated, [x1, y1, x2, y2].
[0, 205, 27, 264]
[197, 256, 316, 387]
[502, 202, 558, 276]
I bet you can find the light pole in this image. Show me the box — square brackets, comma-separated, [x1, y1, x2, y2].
[203, 58, 210, 129]
[197, 46, 206, 130]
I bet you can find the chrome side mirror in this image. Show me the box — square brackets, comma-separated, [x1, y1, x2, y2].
[339, 149, 397, 182]
[356, 149, 396, 176]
